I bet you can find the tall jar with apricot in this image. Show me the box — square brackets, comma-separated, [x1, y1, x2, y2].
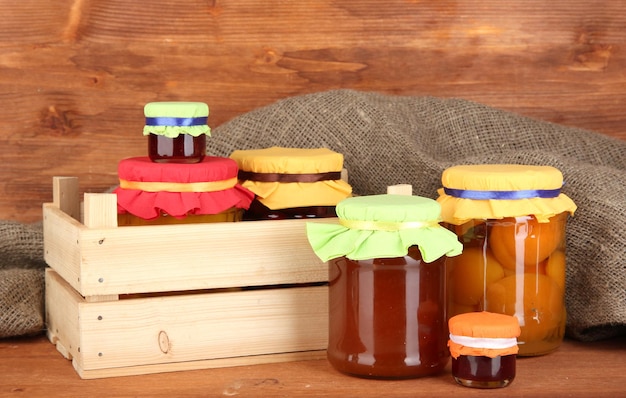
[437, 165, 577, 356]
[306, 194, 463, 379]
[230, 147, 352, 220]
[144, 101, 211, 164]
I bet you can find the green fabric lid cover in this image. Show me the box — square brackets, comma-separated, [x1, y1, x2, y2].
[143, 102, 211, 138]
[306, 194, 463, 262]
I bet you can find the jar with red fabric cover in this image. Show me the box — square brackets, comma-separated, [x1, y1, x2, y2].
[114, 156, 254, 225]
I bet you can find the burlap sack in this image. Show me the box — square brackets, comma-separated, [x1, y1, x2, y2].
[207, 89, 626, 342]
[0, 221, 46, 338]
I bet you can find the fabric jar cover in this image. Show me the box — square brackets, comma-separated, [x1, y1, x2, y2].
[437, 164, 577, 224]
[306, 194, 462, 262]
[143, 101, 211, 138]
[230, 147, 352, 210]
[114, 156, 254, 220]
[448, 311, 521, 359]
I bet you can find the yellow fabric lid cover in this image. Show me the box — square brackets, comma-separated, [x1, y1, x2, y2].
[306, 194, 463, 263]
[230, 147, 352, 210]
[437, 164, 577, 224]
[143, 102, 211, 138]
[448, 312, 521, 359]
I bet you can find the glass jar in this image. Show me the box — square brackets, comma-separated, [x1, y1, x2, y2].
[448, 311, 520, 388]
[230, 147, 352, 221]
[328, 247, 448, 378]
[143, 101, 211, 164]
[243, 199, 337, 220]
[437, 164, 577, 356]
[307, 194, 463, 379]
[148, 133, 206, 164]
[114, 156, 254, 225]
[117, 206, 242, 226]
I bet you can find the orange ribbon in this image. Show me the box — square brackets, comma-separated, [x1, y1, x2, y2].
[119, 177, 238, 193]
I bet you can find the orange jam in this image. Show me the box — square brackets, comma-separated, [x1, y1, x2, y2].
[327, 246, 448, 379]
[446, 213, 568, 355]
[117, 206, 242, 226]
[437, 164, 576, 356]
[307, 194, 463, 379]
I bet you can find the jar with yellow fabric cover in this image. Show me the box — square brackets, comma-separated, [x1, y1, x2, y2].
[230, 147, 352, 220]
[437, 165, 577, 356]
[307, 195, 462, 379]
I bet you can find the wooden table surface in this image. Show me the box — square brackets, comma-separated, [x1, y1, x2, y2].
[1, 333, 624, 397]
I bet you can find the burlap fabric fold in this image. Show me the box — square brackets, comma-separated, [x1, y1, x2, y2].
[207, 89, 626, 342]
[0, 221, 46, 338]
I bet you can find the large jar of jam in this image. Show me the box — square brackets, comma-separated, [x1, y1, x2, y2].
[229, 147, 352, 220]
[114, 156, 254, 225]
[437, 164, 577, 356]
[306, 194, 462, 379]
[144, 101, 210, 164]
[448, 311, 521, 388]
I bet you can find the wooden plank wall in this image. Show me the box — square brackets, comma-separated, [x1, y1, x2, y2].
[1, 0, 625, 223]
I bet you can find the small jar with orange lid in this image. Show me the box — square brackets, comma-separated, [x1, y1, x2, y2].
[114, 156, 254, 225]
[230, 147, 352, 220]
[144, 102, 211, 164]
[448, 311, 521, 388]
[437, 164, 577, 356]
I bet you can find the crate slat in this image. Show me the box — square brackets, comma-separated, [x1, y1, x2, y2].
[44, 177, 336, 296]
[46, 269, 327, 377]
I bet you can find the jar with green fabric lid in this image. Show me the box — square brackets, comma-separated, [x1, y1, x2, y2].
[144, 101, 211, 164]
[306, 194, 462, 379]
[230, 147, 352, 220]
[436, 164, 577, 356]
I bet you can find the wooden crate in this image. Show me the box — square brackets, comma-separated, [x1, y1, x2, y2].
[44, 176, 332, 379]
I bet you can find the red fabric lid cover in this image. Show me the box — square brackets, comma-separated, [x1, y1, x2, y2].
[114, 157, 254, 219]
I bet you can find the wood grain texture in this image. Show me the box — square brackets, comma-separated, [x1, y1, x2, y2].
[1, 0, 625, 222]
[43, 176, 333, 296]
[45, 269, 328, 379]
[1, 334, 624, 397]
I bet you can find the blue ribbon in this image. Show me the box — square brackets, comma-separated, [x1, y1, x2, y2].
[443, 186, 562, 200]
[145, 116, 208, 127]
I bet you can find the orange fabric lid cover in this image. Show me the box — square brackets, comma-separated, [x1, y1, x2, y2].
[448, 311, 521, 359]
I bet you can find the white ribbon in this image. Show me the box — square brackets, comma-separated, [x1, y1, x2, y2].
[449, 333, 517, 350]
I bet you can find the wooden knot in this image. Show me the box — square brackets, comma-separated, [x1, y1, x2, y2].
[158, 331, 171, 354]
[41, 105, 76, 136]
